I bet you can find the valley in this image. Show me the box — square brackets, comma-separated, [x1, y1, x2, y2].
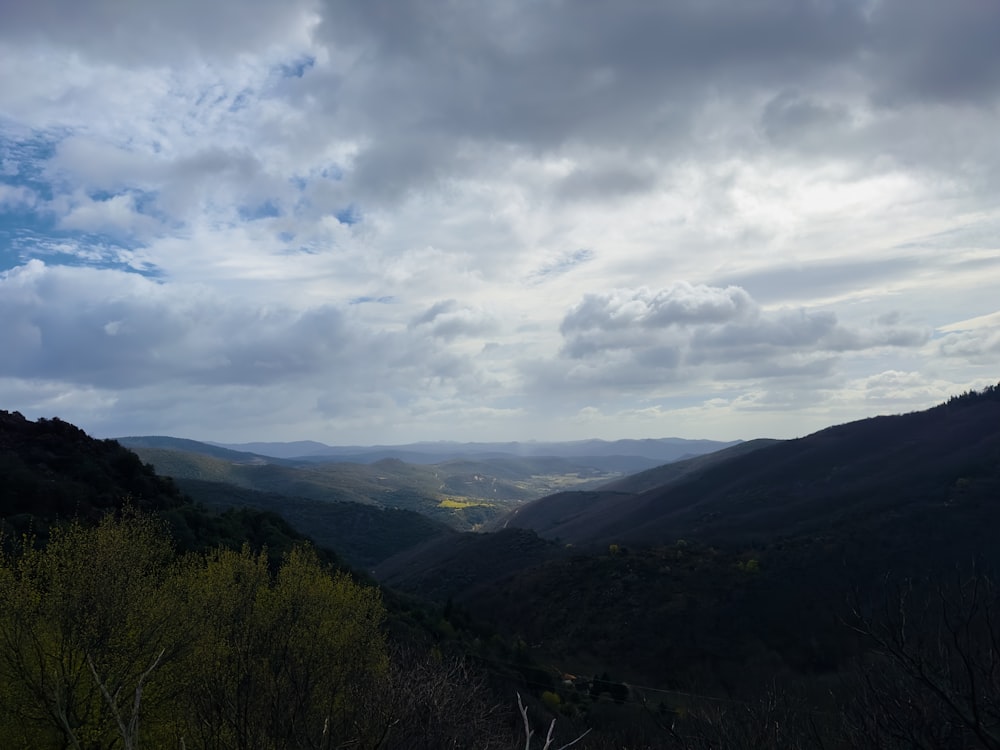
[116, 435, 735, 569]
[3, 385, 1000, 748]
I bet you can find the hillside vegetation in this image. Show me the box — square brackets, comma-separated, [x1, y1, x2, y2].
[6, 389, 1000, 748]
[0, 411, 552, 748]
[378, 386, 1000, 713]
[0, 514, 523, 749]
[505, 388, 1000, 548]
[121, 438, 630, 531]
[178, 477, 455, 570]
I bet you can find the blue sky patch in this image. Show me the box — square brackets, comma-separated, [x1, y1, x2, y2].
[278, 56, 316, 79]
[350, 295, 395, 305]
[335, 205, 360, 225]
[0, 229, 161, 276]
[239, 200, 282, 222]
[529, 248, 594, 283]
[1, 129, 65, 202]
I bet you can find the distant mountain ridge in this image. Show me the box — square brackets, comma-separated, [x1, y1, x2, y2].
[116, 438, 648, 532]
[208, 437, 741, 464]
[115, 434, 742, 534]
[117, 435, 287, 464]
[375, 385, 1000, 687]
[504, 388, 1000, 549]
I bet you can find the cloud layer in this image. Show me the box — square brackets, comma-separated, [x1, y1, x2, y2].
[0, 0, 998, 442]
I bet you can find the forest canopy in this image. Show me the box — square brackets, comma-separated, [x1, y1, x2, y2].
[0, 513, 389, 750]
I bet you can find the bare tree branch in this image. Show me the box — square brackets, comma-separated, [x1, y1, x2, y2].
[517, 691, 591, 750]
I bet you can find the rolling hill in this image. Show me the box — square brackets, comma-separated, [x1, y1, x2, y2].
[0, 411, 339, 567]
[503, 391, 1000, 549]
[9, 388, 1000, 739]
[209, 436, 739, 465]
[375, 385, 1000, 688]
[177, 478, 454, 570]
[118, 438, 657, 530]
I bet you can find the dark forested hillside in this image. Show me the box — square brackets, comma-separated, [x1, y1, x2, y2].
[379, 386, 1000, 696]
[597, 438, 781, 494]
[0, 412, 543, 749]
[8, 391, 1000, 748]
[0, 410, 336, 565]
[0, 411, 185, 526]
[505, 388, 1000, 550]
[179, 477, 455, 570]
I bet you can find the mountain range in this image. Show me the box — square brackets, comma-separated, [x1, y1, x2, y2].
[4, 385, 1000, 732]
[207, 437, 741, 465]
[375, 386, 1000, 687]
[114, 434, 736, 568]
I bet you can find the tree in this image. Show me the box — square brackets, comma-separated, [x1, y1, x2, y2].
[372, 646, 512, 749]
[846, 571, 1000, 749]
[0, 515, 391, 750]
[0, 513, 184, 749]
[174, 544, 389, 750]
[517, 692, 590, 750]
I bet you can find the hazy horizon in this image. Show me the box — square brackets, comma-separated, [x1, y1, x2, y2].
[121, 434, 745, 449]
[2, 0, 998, 444]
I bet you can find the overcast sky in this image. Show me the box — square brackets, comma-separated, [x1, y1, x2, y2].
[2, 0, 999, 445]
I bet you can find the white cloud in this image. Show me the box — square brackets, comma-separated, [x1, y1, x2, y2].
[58, 192, 160, 239]
[409, 300, 498, 341]
[0, 183, 37, 209]
[937, 329, 1000, 363]
[0, 0, 998, 442]
[554, 284, 928, 384]
[0, 261, 464, 392]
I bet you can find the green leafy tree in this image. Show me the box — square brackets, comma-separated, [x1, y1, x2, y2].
[0, 513, 184, 749]
[174, 544, 389, 750]
[0, 515, 389, 750]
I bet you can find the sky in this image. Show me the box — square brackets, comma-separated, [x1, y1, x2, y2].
[1, 0, 999, 445]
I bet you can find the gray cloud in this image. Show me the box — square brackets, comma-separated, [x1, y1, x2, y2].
[868, 0, 1000, 105]
[0, 261, 481, 395]
[554, 165, 658, 203]
[410, 300, 458, 328]
[0, 261, 344, 388]
[759, 90, 853, 147]
[303, 0, 1000, 212]
[706, 257, 925, 305]
[937, 328, 1000, 363]
[1, 0, 997, 442]
[409, 299, 498, 341]
[561, 284, 754, 338]
[546, 283, 929, 392]
[0, 0, 314, 64]
[304, 1, 877, 199]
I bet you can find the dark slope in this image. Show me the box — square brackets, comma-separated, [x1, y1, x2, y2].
[506, 392, 1000, 549]
[179, 478, 454, 570]
[377, 388, 1000, 687]
[375, 527, 565, 602]
[495, 439, 778, 538]
[118, 435, 292, 465]
[0, 411, 338, 567]
[0, 411, 186, 525]
[599, 438, 781, 493]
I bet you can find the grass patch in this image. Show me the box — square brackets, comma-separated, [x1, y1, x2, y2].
[438, 496, 496, 509]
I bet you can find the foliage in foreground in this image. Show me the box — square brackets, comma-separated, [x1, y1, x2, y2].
[0, 513, 513, 749]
